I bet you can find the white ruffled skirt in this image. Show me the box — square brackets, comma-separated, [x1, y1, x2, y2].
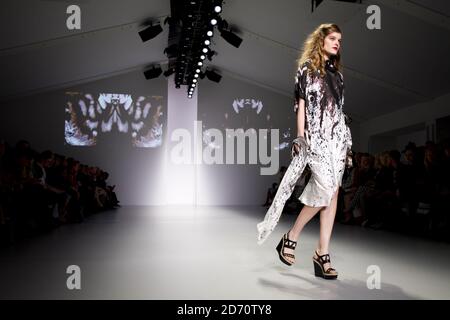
[256, 132, 348, 245]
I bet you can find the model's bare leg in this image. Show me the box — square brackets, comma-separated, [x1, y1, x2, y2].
[315, 188, 339, 271]
[282, 204, 323, 264]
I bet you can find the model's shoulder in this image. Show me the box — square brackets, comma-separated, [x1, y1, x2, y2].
[297, 59, 312, 74]
[301, 59, 312, 69]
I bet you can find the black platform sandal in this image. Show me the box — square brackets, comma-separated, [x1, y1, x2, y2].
[313, 250, 338, 280]
[275, 231, 297, 266]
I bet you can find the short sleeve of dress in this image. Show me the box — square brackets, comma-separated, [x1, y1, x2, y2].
[294, 63, 308, 114]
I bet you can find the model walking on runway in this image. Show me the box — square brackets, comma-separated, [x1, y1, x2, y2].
[257, 23, 353, 280]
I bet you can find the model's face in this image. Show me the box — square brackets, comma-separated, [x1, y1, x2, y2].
[323, 32, 341, 57]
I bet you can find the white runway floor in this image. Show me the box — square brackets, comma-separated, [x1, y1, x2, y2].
[0, 205, 449, 299]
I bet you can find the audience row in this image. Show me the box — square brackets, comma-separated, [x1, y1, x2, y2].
[263, 139, 450, 242]
[339, 140, 449, 240]
[0, 139, 120, 246]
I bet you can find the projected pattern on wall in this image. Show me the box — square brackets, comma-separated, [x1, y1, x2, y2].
[65, 93, 164, 147]
[200, 98, 293, 151]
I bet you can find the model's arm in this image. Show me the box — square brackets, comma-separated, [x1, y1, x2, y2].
[296, 98, 305, 138]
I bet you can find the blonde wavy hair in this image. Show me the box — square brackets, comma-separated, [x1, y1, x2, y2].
[297, 23, 343, 77]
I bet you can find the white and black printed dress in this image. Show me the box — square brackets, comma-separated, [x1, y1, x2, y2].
[257, 58, 352, 245]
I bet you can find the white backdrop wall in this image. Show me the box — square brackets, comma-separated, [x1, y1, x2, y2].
[1, 69, 363, 205]
[359, 92, 450, 153]
[0, 70, 167, 205]
[197, 73, 295, 205]
[396, 130, 427, 151]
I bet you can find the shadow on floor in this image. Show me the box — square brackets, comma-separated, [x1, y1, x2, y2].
[258, 270, 419, 299]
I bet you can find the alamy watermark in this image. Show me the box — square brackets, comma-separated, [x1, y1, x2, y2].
[66, 264, 81, 290]
[366, 265, 381, 289]
[366, 5, 381, 30]
[170, 121, 280, 176]
[66, 5, 81, 30]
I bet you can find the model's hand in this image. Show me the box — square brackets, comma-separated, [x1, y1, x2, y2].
[345, 150, 353, 168]
[291, 136, 306, 159]
[293, 143, 300, 155]
[290, 143, 298, 159]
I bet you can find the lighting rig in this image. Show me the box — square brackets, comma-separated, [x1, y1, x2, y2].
[139, 0, 243, 98]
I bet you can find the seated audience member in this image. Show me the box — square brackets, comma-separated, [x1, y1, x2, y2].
[342, 153, 376, 225]
[363, 151, 398, 229]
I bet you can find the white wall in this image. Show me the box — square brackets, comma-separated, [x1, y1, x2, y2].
[197, 72, 294, 205]
[359, 92, 450, 153]
[396, 130, 427, 151]
[0, 68, 363, 206]
[0, 70, 168, 206]
[164, 75, 198, 205]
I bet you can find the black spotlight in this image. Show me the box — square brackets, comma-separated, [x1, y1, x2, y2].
[144, 65, 162, 79]
[312, 0, 325, 12]
[139, 23, 163, 42]
[164, 44, 178, 57]
[219, 28, 242, 48]
[163, 67, 175, 77]
[206, 50, 216, 61]
[205, 69, 222, 83]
